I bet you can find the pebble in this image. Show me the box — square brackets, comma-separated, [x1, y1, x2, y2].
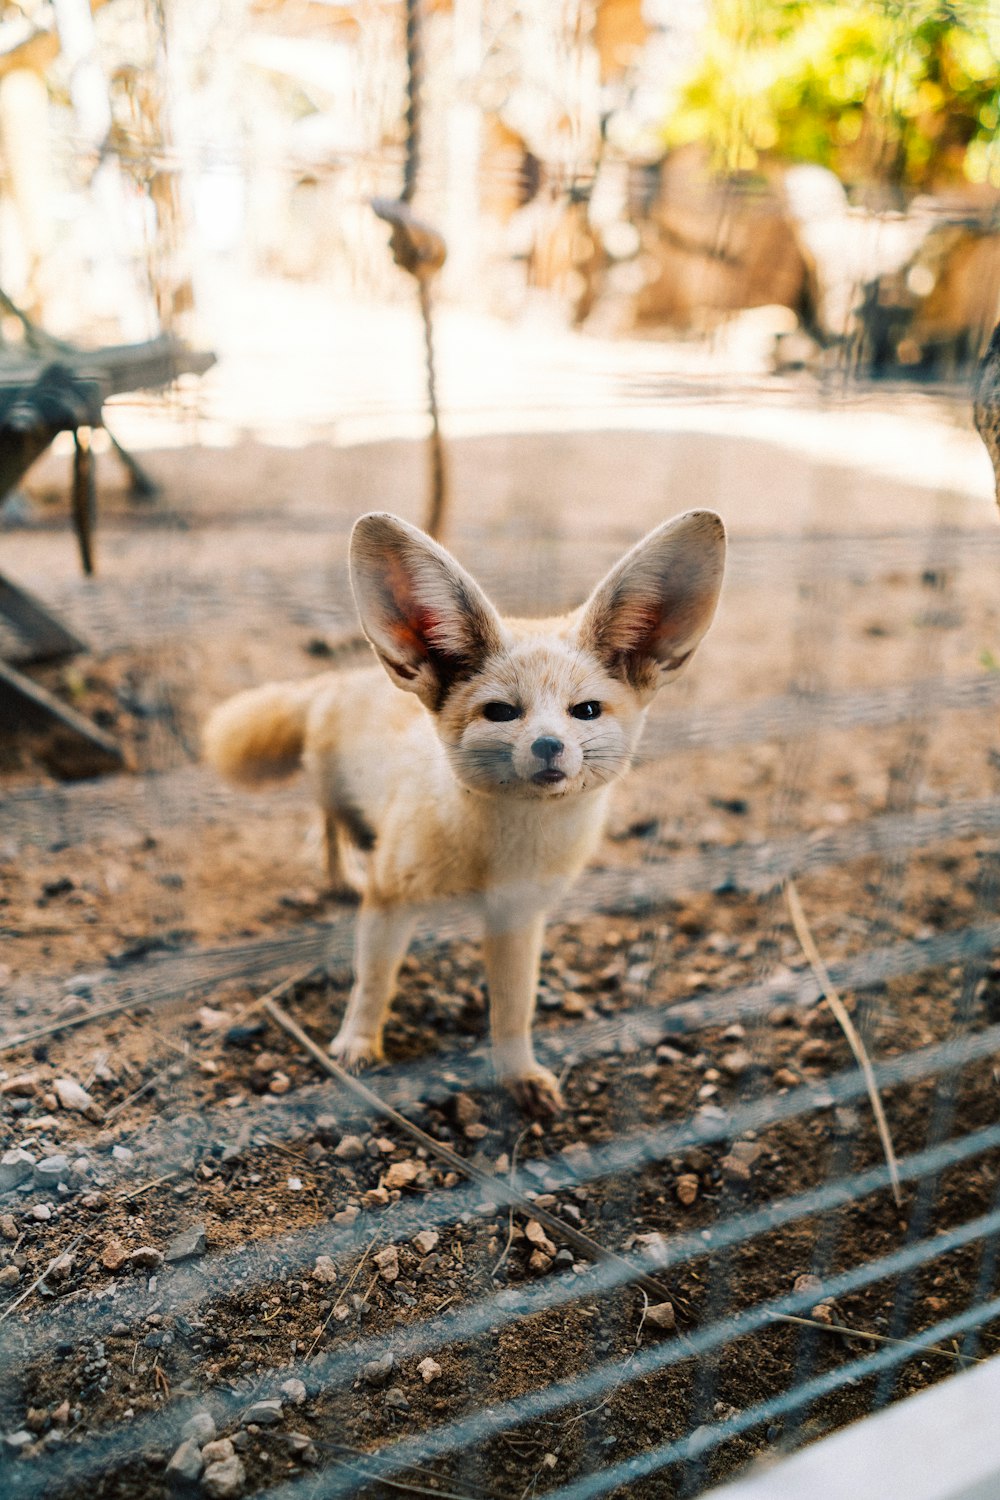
[196, 1007, 232, 1032]
[675, 1174, 699, 1206]
[165, 1225, 208, 1264]
[334, 1135, 365, 1161]
[384, 1387, 410, 1412]
[644, 1301, 676, 1333]
[166, 1437, 204, 1485]
[31, 1204, 52, 1222]
[126, 1247, 164, 1271]
[0, 1214, 17, 1241]
[286, 1177, 303, 1193]
[375, 1245, 399, 1283]
[383, 1160, 419, 1191]
[772, 1067, 800, 1088]
[452, 1093, 480, 1127]
[524, 1220, 556, 1258]
[3, 1430, 35, 1454]
[0, 1074, 38, 1098]
[412, 1229, 439, 1256]
[53, 1078, 97, 1114]
[102, 1238, 129, 1272]
[528, 1249, 553, 1275]
[201, 1455, 246, 1498]
[181, 1411, 217, 1446]
[201, 1439, 235, 1464]
[361, 1352, 395, 1387]
[0, 1149, 37, 1191]
[280, 1378, 307, 1406]
[111, 1145, 134, 1164]
[417, 1356, 442, 1384]
[333, 1206, 359, 1226]
[720, 1048, 752, 1078]
[49, 1252, 74, 1281]
[0, 1266, 19, 1288]
[242, 1398, 282, 1426]
[268, 1073, 291, 1096]
[34, 1155, 70, 1189]
[312, 1255, 337, 1284]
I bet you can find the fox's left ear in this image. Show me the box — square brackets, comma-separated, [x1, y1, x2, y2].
[578, 510, 726, 694]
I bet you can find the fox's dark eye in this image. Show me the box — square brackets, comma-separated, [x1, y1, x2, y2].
[570, 701, 602, 721]
[482, 701, 521, 722]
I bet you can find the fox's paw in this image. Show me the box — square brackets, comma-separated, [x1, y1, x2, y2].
[504, 1066, 564, 1119]
[329, 1030, 383, 1073]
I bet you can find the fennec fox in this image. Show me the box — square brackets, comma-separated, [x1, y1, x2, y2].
[204, 510, 725, 1115]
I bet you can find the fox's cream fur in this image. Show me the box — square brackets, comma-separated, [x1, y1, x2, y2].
[204, 510, 726, 1114]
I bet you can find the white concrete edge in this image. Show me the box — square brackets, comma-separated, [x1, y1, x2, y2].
[701, 1355, 1000, 1500]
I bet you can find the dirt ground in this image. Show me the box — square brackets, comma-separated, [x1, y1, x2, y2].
[2, 406, 1000, 1499]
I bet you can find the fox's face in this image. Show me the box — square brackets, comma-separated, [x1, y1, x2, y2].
[350, 509, 726, 799]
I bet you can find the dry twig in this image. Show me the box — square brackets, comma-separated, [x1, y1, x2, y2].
[785, 879, 903, 1208]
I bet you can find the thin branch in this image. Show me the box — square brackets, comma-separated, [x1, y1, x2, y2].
[0, 1235, 84, 1324]
[785, 879, 903, 1208]
[769, 1310, 984, 1365]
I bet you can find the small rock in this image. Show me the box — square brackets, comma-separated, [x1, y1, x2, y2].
[200, 1439, 235, 1464]
[452, 1093, 480, 1127]
[772, 1067, 800, 1088]
[374, 1245, 399, 1283]
[285, 1431, 318, 1464]
[0, 1266, 19, 1288]
[0, 1074, 38, 1098]
[49, 1252, 74, 1281]
[384, 1387, 410, 1412]
[524, 1220, 557, 1258]
[0, 1149, 37, 1192]
[53, 1078, 96, 1113]
[51, 1402, 70, 1427]
[675, 1174, 699, 1206]
[281, 1378, 306, 1406]
[720, 1048, 752, 1079]
[412, 1229, 439, 1256]
[166, 1437, 204, 1485]
[798, 1038, 830, 1067]
[333, 1206, 359, 1226]
[165, 1225, 207, 1264]
[3, 1430, 35, 1454]
[111, 1145, 134, 1164]
[719, 1154, 752, 1183]
[34, 1155, 70, 1189]
[242, 1398, 282, 1426]
[196, 1007, 231, 1032]
[383, 1160, 419, 1191]
[102, 1238, 129, 1272]
[268, 1073, 291, 1096]
[644, 1301, 676, 1333]
[126, 1246, 164, 1271]
[362, 1187, 390, 1208]
[180, 1411, 217, 1446]
[528, 1250, 553, 1275]
[334, 1135, 365, 1161]
[417, 1356, 442, 1384]
[201, 1455, 246, 1498]
[0, 1214, 17, 1241]
[360, 1352, 395, 1387]
[286, 1177, 303, 1193]
[793, 1273, 824, 1297]
[312, 1255, 337, 1285]
[30, 1204, 52, 1222]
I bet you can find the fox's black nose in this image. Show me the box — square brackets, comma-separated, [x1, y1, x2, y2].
[532, 736, 564, 762]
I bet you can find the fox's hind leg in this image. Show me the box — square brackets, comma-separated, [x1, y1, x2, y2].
[330, 902, 415, 1069]
[322, 811, 363, 902]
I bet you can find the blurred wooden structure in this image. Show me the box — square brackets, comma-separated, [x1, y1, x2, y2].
[0, 325, 215, 773]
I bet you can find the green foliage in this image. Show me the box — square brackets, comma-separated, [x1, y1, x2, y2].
[664, 0, 1000, 189]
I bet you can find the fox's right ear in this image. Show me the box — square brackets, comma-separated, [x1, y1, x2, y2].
[350, 513, 504, 710]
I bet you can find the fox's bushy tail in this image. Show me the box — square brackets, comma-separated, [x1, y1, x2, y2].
[203, 677, 327, 787]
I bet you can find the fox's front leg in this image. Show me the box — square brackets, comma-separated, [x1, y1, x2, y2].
[329, 902, 415, 1070]
[484, 910, 562, 1117]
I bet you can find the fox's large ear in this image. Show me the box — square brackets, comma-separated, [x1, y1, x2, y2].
[350, 513, 504, 709]
[578, 511, 726, 695]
